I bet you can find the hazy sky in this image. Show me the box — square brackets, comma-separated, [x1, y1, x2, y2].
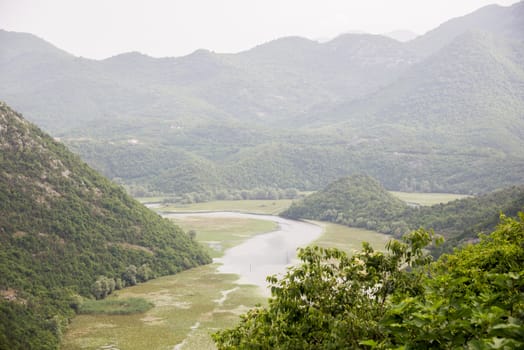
[0, 0, 520, 59]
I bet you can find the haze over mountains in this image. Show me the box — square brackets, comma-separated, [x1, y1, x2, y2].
[383, 30, 418, 42]
[1, 1, 523, 196]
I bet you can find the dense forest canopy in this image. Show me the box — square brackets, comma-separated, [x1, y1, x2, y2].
[282, 175, 409, 233]
[0, 102, 211, 349]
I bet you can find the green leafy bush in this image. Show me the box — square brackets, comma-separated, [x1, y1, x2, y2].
[214, 214, 524, 349]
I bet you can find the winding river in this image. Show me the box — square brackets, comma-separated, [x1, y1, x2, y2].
[164, 212, 323, 294]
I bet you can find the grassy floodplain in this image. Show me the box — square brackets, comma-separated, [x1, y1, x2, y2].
[150, 199, 293, 215]
[61, 265, 265, 350]
[173, 216, 277, 258]
[61, 215, 275, 350]
[311, 221, 390, 254]
[389, 191, 471, 206]
[62, 200, 392, 349]
[139, 191, 469, 214]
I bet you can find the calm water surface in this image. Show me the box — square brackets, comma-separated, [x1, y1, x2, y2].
[164, 212, 323, 295]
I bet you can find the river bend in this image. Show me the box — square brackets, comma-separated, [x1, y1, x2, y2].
[164, 212, 323, 294]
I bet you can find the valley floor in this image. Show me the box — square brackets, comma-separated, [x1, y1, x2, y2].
[61, 210, 389, 349]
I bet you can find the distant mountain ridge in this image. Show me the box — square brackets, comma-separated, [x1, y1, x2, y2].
[0, 29, 417, 132]
[0, 29, 71, 63]
[305, 31, 524, 151]
[383, 30, 418, 42]
[1, 1, 523, 195]
[409, 1, 524, 56]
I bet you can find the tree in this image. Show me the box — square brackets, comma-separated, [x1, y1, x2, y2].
[213, 214, 524, 349]
[122, 265, 137, 286]
[114, 277, 125, 290]
[137, 264, 153, 283]
[213, 229, 436, 349]
[377, 213, 524, 349]
[91, 276, 116, 300]
[91, 280, 104, 300]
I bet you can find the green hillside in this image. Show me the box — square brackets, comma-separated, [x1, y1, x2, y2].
[282, 174, 524, 253]
[282, 175, 409, 233]
[404, 185, 524, 253]
[294, 30, 524, 193]
[313, 32, 524, 151]
[0, 102, 211, 349]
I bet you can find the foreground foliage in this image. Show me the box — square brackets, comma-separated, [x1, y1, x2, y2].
[214, 214, 524, 349]
[379, 213, 524, 349]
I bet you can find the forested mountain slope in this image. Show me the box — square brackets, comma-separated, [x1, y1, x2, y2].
[409, 0, 524, 57]
[406, 185, 524, 253]
[306, 31, 524, 153]
[0, 102, 211, 349]
[283, 175, 524, 254]
[1, 2, 523, 196]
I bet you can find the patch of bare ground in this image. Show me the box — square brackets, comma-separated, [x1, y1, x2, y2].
[13, 231, 27, 238]
[109, 242, 154, 255]
[1, 288, 26, 304]
[140, 315, 165, 325]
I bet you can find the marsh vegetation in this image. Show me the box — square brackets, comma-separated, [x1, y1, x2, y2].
[62, 207, 390, 349]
